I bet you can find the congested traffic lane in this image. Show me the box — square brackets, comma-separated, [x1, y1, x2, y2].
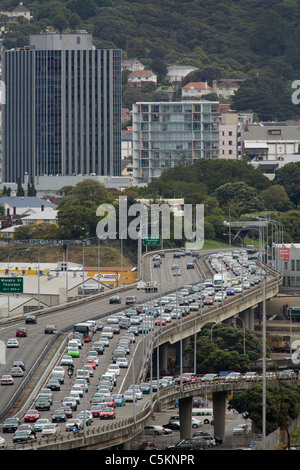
[0, 250, 202, 435]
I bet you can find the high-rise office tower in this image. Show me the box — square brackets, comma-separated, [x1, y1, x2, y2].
[2, 32, 122, 183]
[132, 101, 220, 183]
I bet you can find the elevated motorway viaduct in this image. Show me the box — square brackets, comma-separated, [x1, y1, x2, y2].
[0, 249, 282, 449]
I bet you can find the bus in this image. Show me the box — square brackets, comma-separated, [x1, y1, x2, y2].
[73, 322, 93, 342]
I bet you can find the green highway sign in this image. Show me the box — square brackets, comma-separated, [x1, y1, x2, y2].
[0, 277, 24, 294]
[143, 235, 161, 246]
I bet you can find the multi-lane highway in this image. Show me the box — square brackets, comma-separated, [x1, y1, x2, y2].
[0, 250, 203, 447]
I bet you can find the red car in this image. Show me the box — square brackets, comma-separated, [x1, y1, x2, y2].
[102, 397, 116, 408]
[155, 318, 166, 326]
[178, 373, 197, 384]
[24, 409, 40, 422]
[90, 404, 105, 418]
[16, 328, 27, 337]
[99, 407, 116, 420]
[85, 360, 96, 370]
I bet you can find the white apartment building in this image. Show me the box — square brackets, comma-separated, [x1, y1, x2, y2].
[132, 101, 220, 183]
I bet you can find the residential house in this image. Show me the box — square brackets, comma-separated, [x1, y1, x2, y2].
[166, 65, 197, 83]
[212, 79, 240, 99]
[181, 82, 213, 99]
[127, 70, 157, 88]
[121, 59, 145, 72]
[1, 2, 33, 21]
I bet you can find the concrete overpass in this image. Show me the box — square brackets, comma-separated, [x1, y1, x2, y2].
[29, 259, 282, 450]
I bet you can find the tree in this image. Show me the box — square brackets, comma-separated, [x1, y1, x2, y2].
[228, 382, 300, 437]
[273, 162, 300, 207]
[184, 323, 263, 374]
[57, 179, 115, 239]
[214, 182, 265, 215]
[17, 178, 24, 197]
[260, 185, 293, 212]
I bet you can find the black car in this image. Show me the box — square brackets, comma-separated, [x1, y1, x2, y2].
[163, 422, 180, 431]
[52, 410, 66, 423]
[25, 315, 37, 324]
[167, 438, 208, 450]
[13, 430, 35, 443]
[44, 325, 56, 334]
[2, 417, 21, 433]
[109, 295, 121, 304]
[46, 379, 61, 391]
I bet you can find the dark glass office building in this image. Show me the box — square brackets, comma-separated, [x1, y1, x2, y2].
[2, 32, 122, 182]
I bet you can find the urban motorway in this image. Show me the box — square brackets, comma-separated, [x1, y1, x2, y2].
[0, 249, 213, 449]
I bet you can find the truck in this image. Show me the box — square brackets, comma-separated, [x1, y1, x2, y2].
[145, 281, 158, 293]
[213, 272, 229, 290]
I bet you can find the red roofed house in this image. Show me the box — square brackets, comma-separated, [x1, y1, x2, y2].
[181, 82, 213, 99]
[127, 70, 157, 89]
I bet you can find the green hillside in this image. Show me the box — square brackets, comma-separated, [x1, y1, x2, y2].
[2, 0, 300, 119]
[1, 0, 300, 77]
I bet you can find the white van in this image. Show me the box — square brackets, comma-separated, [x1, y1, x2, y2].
[192, 408, 214, 425]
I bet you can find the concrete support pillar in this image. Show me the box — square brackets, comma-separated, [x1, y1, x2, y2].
[159, 343, 168, 374]
[179, 396, 193, 439]
[212, 391, 227, 441]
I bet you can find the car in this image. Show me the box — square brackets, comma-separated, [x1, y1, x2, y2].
[62, 397, 78, 411]
[167, 438, 208, 450]
[102, 396, 116, 408]
[0, 436, 6, 448]
[1, 374, 14, 385]
[51, 409, 67, 423]
[2, 417, 21, 433]
[144, 425, 168, 436]
[6, 338, 19, 348]
[67, 346, 80, 358]
[109, 295, 121, 304]
[33, 418, 51, 432]
[76, 411, 93, 426]
[24, 409, 40, 423]
[186, 263, 194, 269]
[91, 341, 104, 355]
[46, 379, 61, 391]
[99, 407, 116, 419]
[138, 442, 158, 450]
[90, 403, 107, 418]
[16, 327, 27, 337]
[25, 315, 37, 324]
[232, 424, 251, 435]
[112, 394, 125, 407]
[136, 281, 146, 290]
[41, 423, 61, 437]
[12, 360, 25, 371]
[44, 325, 57, 334]
[116, 357, 128, 368]
[10, 366, 24, 377]
[139, 382, 151, 394]
[13, 430, 35, 443]
[35, 397, 51, 411]
[193, 397, 205, 408]
[65, 418, 83, 432]
[125, 295, 136, 305]
[124, 390, 137, 402]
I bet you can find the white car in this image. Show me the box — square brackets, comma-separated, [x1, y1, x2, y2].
[107, 364, 120, 376]
[6, 338, 19, 348]
[144, 425, 170, 436]
[34, 419, 51, 432]
[137, 282, 146, 290]
[0, 436, 6, 448]
[116, 357, 128, 368]
[42, 423, 61, 437]
[232, 424, 250, 436]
